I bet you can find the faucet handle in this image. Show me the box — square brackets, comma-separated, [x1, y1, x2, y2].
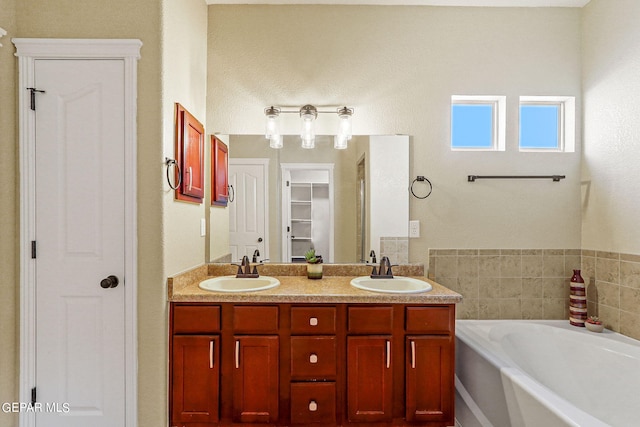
[251, 263, 264, 275]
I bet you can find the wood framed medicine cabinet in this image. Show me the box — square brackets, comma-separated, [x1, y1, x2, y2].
[211, 136, 229, 207]
[174, 103, 205, 204]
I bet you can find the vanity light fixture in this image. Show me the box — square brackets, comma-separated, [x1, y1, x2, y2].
[264, 104, 355, 149]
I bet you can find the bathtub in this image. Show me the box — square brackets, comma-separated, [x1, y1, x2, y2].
[455, 320, 640, 427]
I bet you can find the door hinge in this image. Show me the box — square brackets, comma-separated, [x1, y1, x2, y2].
[31, 241, 37, 259]
[31, 387, 37, 405]
[27, 87, 45, 111]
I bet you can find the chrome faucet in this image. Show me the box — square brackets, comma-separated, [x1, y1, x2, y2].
[370, 256, 395, 279]
[232, 255, 261, 278]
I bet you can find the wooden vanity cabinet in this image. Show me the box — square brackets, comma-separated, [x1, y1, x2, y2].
[169, 302, 455, 427]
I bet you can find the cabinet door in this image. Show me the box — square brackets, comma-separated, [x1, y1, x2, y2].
[233, 335, 279, 423]
[175, 103, 204, 202]
[171, 335, 219, 424]
[405, 336, 454, 424]
[346, 336, 393, 422]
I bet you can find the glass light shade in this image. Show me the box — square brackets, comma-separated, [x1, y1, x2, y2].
[300, 113, 316, 148]
[301, 135, 315, 149]
[269, 134, 283, 149]
[265, 114, 280, 139]
[334, 134, 348, 149]
[338, 113, 352, 141]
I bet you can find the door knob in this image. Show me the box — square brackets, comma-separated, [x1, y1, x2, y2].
[100, 275, 119, 289]
[258, 237, 263, 242]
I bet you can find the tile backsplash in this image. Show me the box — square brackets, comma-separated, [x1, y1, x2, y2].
[429, 248, 640, 340]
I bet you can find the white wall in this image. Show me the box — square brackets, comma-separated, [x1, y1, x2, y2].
[581, 0, 640, 254]
[369, 135, 409, 256]
[207, 5, 583, 263]
[163, 0, 209, 274]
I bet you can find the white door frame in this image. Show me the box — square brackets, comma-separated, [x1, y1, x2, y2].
[14, 38, 141, 427]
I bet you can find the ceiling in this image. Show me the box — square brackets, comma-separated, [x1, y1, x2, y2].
[205, 0, 591, 7]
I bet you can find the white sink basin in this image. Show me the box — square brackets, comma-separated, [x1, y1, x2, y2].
[350, 276, 432, 294]
[199, 275, 280, 292]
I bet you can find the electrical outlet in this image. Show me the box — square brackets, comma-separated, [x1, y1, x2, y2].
[409, 220, 420, 238]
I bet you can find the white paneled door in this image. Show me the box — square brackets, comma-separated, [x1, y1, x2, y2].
[33, 59, 126, 427]
[228, 160, 269, 262]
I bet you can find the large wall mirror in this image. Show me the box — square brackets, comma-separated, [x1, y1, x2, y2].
[219, 134, 409, 264]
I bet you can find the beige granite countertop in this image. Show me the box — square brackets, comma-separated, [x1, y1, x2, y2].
[168, 263, 462, 304]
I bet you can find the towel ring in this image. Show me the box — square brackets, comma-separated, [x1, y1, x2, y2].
[410, 175, 432, 200]
[165, 158, 181, 190]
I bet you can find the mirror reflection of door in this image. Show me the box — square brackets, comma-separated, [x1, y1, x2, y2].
[228, 159, 269, 262]
[281, 163, 334, 263]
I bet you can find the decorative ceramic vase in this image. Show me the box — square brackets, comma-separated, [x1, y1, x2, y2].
[569, 269, 587, 327]
[307, 263, 323, 280]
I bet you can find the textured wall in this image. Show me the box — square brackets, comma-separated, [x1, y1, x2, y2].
[207, 5, 583, 265]
[581, 0, 640, 254]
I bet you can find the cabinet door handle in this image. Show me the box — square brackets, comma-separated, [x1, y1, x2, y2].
[235, 340, 240, 369]
[309, 353, 318, 364]
[309, 317, 318, 326]
[410, 340, 416, 369]
[386, 340, 391, 369]
[308, 400, 318, 412]
[209, 340, 214, 369]
[188, 166, 193, 191]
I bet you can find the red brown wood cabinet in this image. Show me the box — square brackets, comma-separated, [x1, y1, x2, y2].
[211, 136, 229, 206]
[169, 302, 455, 427]
[174, 103, 205, 203]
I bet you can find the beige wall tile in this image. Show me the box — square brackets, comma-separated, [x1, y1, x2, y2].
[500, 278, 523, 298]
[499, 299, 522, 319]
[456, 298, 479, 319]
[596, 280, 620, 308]
[596, 257, 620, 284]
[521, 298, 543, 319]
[564, 255, 581, 277]
[581, 255, 596, 281]
[522, 278, 543, 298]
[500, 255, 522, 277]
[543, 249, 564, 256]
[620, 310, 640, 340]
[479, 299, 500, 319]
[479, 277, 500, 299]
[543, 298, 566, 319]
[598, 304, 620, 332]
[543, 255, 565, 277]
[479, 255, 500, 278]
[457, 255, 479, 277]
[620, 261, 640, 289]
[543, 278, 568, 299]
[458, 277, 480, 299]
[620, 286, 640, 313]
[521, 255, 543, 278]
[596, 251, 620, 260]
[435, 256, 457, 278]
[620, 253, 640, 263]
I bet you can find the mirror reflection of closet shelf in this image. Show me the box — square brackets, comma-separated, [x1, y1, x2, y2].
[282, 164, 334, 263]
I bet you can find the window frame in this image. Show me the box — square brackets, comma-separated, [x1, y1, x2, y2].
[519, 96, 575, 153]
[451, 95, 506, 152]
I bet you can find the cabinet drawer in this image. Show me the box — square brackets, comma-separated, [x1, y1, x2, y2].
[290, 382, 336, 425]
[291, 307, 336, 334]
[290, 337, 337, 380]
[348, 306, 393, 333]
[233, 306, 279, 333]
[173, 305, 220, 334]
[405, 306, 452, 334]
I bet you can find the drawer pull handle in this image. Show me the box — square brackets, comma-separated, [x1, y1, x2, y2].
[309, 400, 318, 412]
[309, 353, 318, 364]
[235, 340, 240, 369]
[309, 317, 318, 326]
[209, 340, 214, 369]
[410, 340, 416, 369]
[386, 340, 391, 369]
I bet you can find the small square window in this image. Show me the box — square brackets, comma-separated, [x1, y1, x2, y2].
[451, 96, 505, 151]
[519, 96, 575, 152]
